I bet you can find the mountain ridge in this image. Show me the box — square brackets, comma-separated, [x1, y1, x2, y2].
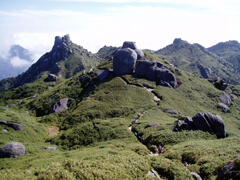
[155, 38, 240, 84]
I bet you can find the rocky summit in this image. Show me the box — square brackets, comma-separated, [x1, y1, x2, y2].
[0, 34, 102, 92]
[0, 37, 240, 180]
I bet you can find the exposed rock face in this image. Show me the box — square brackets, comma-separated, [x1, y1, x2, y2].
[50, 98, 69, 114]
[173, 112, 226, 138]
[113, 48, 137, 76]
[135, 60, 178, 88]
[0, 120, 23, 131]
[48, 74, 57, 81]
[219, 92, 231, 105]
[0, 142, 25, 158]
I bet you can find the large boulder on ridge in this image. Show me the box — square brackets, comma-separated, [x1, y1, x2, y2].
[135, 60, 178, 88]
[50, 98, 69, 114]
[113, 48, 137, 76]
[0, 142, 25, 158]
[173, 112, 226, 138]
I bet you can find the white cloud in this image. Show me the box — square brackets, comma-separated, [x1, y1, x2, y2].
[10, 56, 32, 67]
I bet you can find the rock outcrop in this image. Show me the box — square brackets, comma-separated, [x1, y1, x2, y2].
[0, 120, 23, 131]
[135, 60, 178, 88]
[0, 142, 25, 158]
[50, 98, 69, 114]
[48, 74, 57, 81]
[173, 112, 226, 138]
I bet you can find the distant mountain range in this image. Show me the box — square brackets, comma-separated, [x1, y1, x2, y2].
[0, 45, 34, 80]
[155, 38, 240, 84]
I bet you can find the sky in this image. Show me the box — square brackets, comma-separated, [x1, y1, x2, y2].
[0, 0, 240, 65]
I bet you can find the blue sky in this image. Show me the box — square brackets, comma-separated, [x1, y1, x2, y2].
[0, 0, 240, 65]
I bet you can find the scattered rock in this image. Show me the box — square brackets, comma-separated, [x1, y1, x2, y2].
[85, 97, 91, 101]
[154, 96, 161, 102]
[113, 48, 137, 76]
[47, 99, 53, 104]
[30, 94, 37, 99]
[48, 74, 57, 81]
[40, 146, 56, 150]
[16, 101, 23, 106]
[50, 98, 69, 114]
[216, 103, 230, 113]
[216, 156, 240, 180]
[219, 92, 231, 105]
[95, 70, 109, 81]
[9, 103, 15, 107]
[145, 123, 160, 128]
[173, 112, 226, 138]
[0, 120, 23, 131]
[25, 111, 29, 114]
[165, 110, 179, 114]
[0, 142, 25, 158]
[3, 129, 8, 132]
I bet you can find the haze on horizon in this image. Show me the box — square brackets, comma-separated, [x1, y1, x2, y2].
[0, 0, 240, 65]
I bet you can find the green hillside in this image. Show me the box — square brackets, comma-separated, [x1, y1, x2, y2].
[0, 50, 240, 179]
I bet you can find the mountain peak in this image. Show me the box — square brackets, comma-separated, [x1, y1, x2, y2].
[53, 34, 72, 50]
[173, 38, 189, 45]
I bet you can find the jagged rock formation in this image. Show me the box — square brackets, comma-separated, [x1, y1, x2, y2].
[173, 112, 226, 138]
[0, 34, 102, 92]
[155, 38, 240, 84]
[0, 142, 25, 158]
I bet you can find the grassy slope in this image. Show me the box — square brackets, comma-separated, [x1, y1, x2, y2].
[0, 51, 239, 179]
